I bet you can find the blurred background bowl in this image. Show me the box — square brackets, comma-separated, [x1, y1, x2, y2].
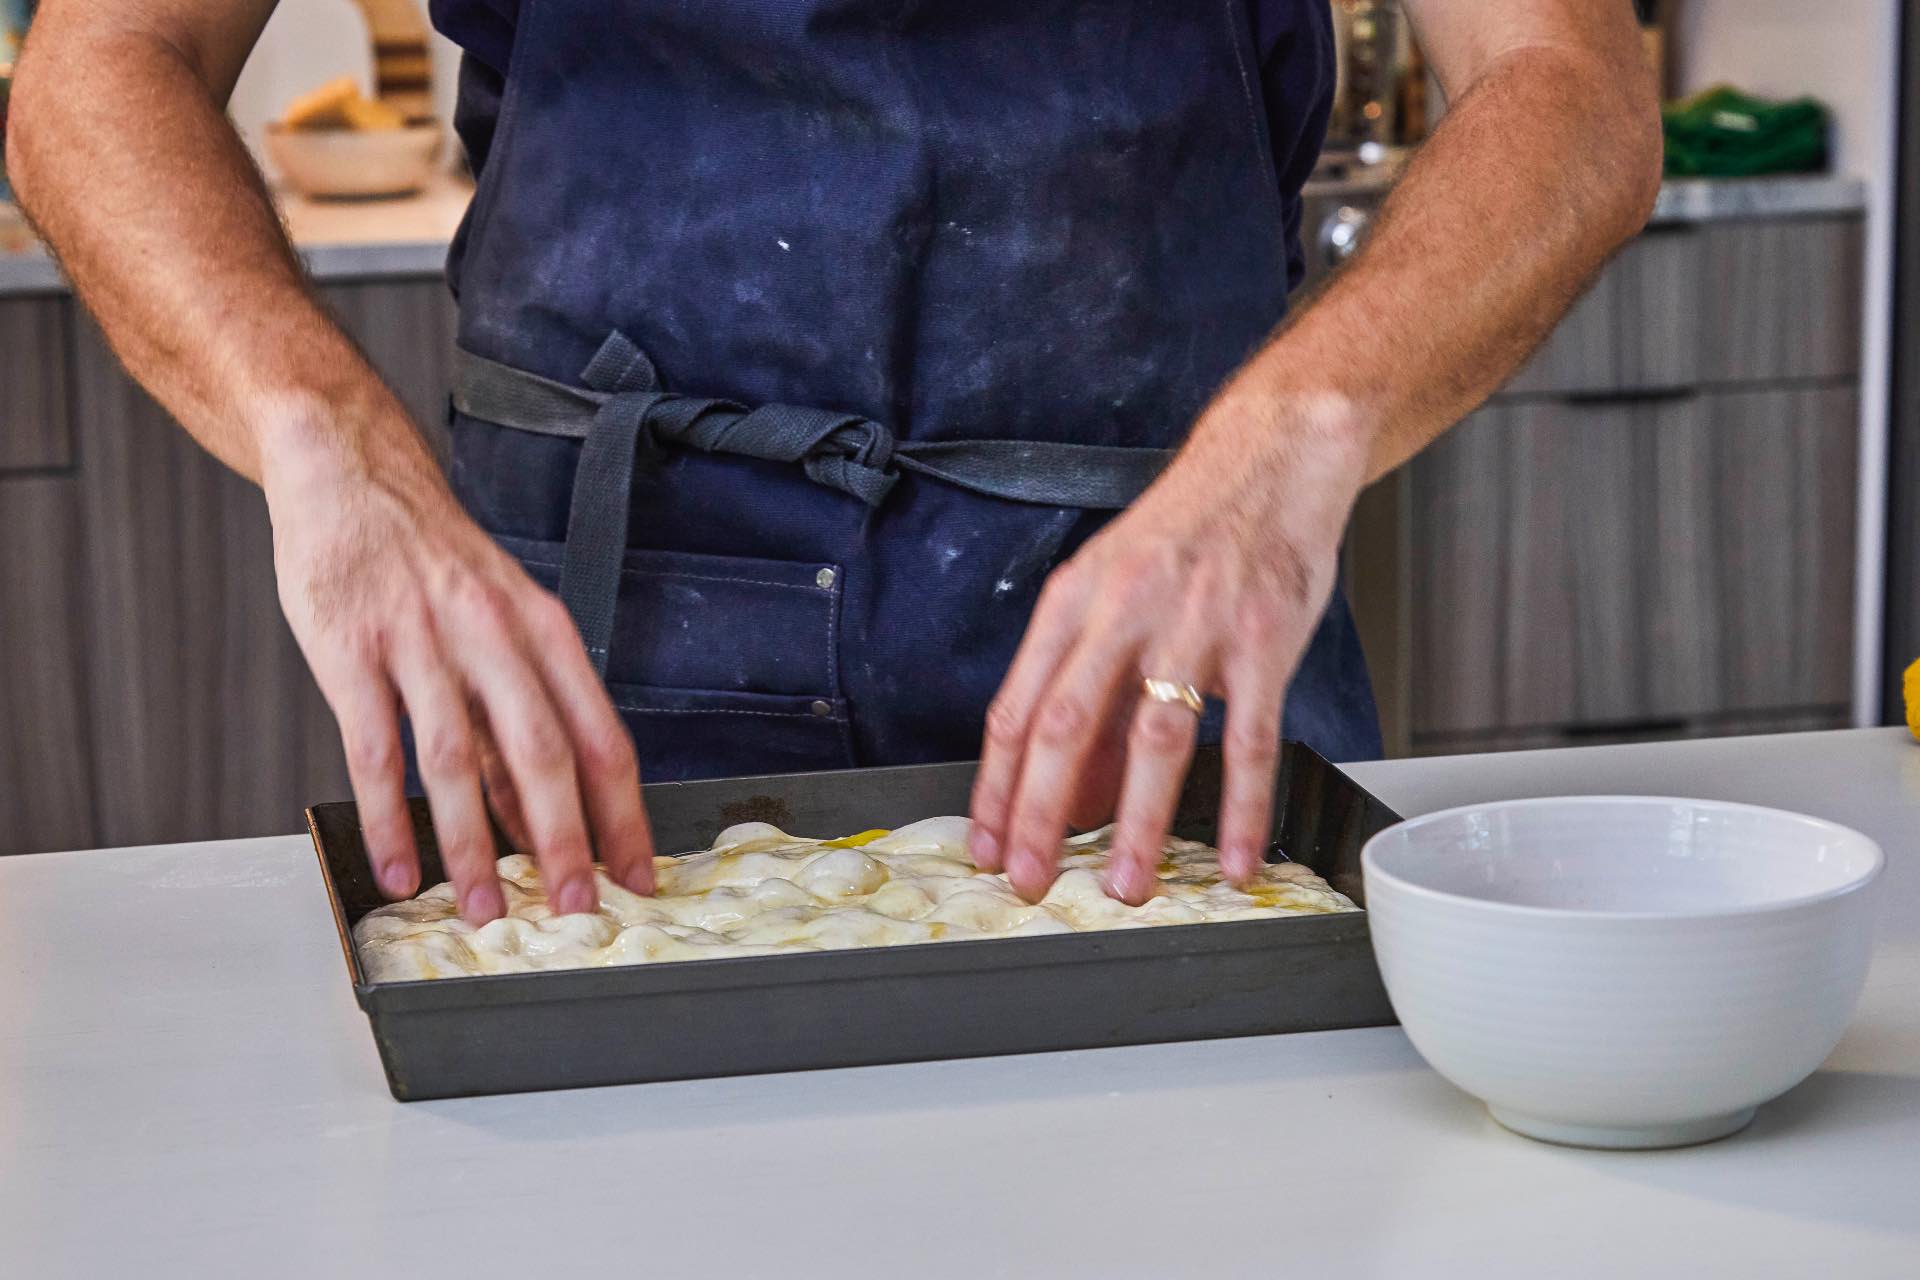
[264, 119, 442, 200]
[1363, 796, 1883, 1149]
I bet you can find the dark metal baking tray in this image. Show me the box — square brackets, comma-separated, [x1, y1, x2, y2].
[310, 742, 1399, 1100]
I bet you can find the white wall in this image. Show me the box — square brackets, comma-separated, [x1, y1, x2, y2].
[1677, 0, 1901, 726]
[1674, 2, 1893, 180]
[228, 0, 461, 162]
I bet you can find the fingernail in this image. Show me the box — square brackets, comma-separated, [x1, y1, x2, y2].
[460, 880, 505, 924]
[969, 827, 1001, 870]
[373, 858, 413, 897]
[1105, 859, 1148, 904]
[553, 875, 598, 915]
[1226, 843, 1261, 882]
[1007, 850, 1049, 902]
[620, 864, 655, 896]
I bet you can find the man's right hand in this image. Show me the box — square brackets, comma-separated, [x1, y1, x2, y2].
[262, 414, 655, 923]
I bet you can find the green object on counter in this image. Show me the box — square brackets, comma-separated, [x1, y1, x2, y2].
[1662, 85, 1829, 178]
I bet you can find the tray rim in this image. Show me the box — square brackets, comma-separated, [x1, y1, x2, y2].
[344, 910, 1375, 1012]
[310, 743, 1395, 1012]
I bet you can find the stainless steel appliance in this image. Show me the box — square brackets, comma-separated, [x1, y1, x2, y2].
[1328, 0, 1428, 154]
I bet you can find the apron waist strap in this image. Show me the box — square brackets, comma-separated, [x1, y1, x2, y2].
[453, 336, 1174, 510]
[452, 332, 1173, 673]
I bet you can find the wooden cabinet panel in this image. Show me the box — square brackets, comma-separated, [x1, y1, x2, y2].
[1405, 401, 1524, 735]
[1697, 386, 1859, 709]
[58, 280, 456, 847]
[0, 476, 97, 854]
[0, 296, 74, 471]
[321, 279, 460, 459]
[1698, 217, 1864, 383]
[1499, 226, 1701, 397]
[68, 319, 351, 846]
[1498, 216, 1863, 398]
[1410, 385, 1857, 738]
[1344, 471, 1411, 757]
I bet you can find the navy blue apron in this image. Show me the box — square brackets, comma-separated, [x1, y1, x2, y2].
[429, 0, 1381, 782]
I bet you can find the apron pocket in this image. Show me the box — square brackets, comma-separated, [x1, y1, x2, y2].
[490, 532, 843, 698]
[490, 532, 854, 779]
[606, 684, 853, 783]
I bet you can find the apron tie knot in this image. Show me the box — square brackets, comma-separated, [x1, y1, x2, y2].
[799, 416, 897, 507]
[580, 331, 899, 507]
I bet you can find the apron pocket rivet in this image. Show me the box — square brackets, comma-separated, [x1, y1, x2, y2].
[810, 699, 834, 718]
[815, 567, 836, 590]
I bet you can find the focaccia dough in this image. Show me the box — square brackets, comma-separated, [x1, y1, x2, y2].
[353, 816, 1356, 982]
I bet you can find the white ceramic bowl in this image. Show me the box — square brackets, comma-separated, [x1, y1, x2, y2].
[1362, 796, 1882, 1149]
[264, 121, 443, 199]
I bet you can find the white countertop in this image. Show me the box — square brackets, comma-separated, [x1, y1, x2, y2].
[3, 728, 1916, 1276]
[1302, 170, 1865, 222]
[1650, 174, 1868, 223]
[3, 173, 1868, 299]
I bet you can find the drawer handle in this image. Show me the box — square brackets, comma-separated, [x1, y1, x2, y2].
[1562, 718, 1687, 739]
[1559, 387, 1699, 407]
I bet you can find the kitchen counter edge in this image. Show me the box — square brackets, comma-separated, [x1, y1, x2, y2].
[3, 175, 1871, 299]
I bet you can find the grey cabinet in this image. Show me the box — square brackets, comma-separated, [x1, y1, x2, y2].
[68, 312, 350, 845]
[1, 295, 94, 855]
[0, 296, 73, 470]
[67, 279, 459, 845]
[325, 279, 461, 458]
[1698, 218, 1864, 384]
[1499, 226, 1701, 397]
[1498, 217, 1863, 398]
[0, 277, 458, 853]
[1409, 386, 1857, 740]
[0, 476, 96, 854]
[1398, 212, 1864, 755]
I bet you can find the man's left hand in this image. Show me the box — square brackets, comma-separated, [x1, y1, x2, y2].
[967, 389, 1372, 903]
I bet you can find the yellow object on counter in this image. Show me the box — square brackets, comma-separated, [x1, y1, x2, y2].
[279, 75, 407, 131]
[341, 95, 407, 131]
[1905, 657, 1920, 739]
[280, 76, 359, 129]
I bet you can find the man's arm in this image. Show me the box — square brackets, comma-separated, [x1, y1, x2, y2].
[7, 0, 654, 919]
[1281, 0, 1665, 481]
[969, 0, 1662, 901]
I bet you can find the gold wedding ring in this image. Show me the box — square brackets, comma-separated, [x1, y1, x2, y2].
[1142, 677, 1206, 715]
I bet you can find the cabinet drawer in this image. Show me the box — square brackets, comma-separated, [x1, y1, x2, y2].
[1408, 385, 1857, 736]
[1697, 217, 1863, 383]
[1500, 226, 1700, 397]
[0, 475, 97, 853]
[70, 316, 351, 846]
[1498, 216, 1862, 397]
[0, 297, 74, 471]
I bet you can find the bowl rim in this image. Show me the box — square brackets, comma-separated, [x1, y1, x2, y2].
[1361, 794, 1885, 922]
[264, 119, 442, 137]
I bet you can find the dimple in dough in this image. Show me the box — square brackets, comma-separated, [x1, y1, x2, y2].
[352, 816, 1358, 982]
